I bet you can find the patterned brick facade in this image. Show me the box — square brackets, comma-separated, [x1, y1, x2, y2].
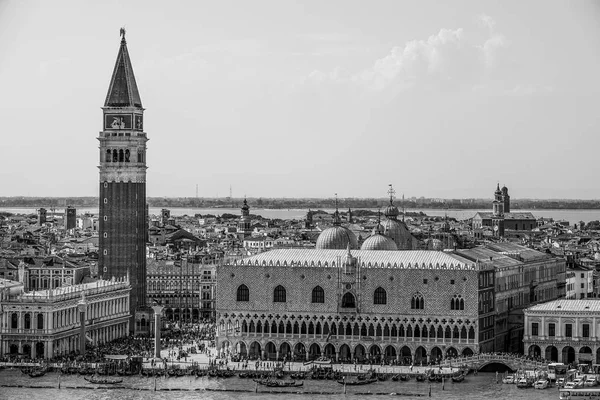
[216, 249, 491, 363]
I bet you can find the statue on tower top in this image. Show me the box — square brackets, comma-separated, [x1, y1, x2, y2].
[120, 27, 126, 41]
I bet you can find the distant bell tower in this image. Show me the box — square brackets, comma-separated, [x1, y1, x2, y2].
[98, 29, 148, 323]
[501, 185, 510, 213]
[237, 198, 252, 238]
[492, 183, 505, 237]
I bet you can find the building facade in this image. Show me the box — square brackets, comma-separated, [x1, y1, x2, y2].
[147, 254, 219, 321]
[98, 30, 148, 321]
[455, 243, 565, 354]
[216, 249, 494, 363]
[0, 278, 130, 359]
[524, 299, 600, 365]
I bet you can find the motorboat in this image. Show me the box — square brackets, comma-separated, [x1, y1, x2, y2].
[516, 377, 533, 388]
[534, 379, 549, 389]
[502, 375, 515, 384]
[573, 377, 585, 388]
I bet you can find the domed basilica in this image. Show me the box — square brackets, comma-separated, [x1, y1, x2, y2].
[315, 185, 417, 251]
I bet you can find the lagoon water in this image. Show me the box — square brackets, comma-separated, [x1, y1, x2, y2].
[2, 207, 600, 224]
[0, 369, 560, 400]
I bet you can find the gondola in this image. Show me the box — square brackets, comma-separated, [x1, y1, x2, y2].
[254, 379, 304, 387]
[338, 377, 377, 386]
[391, 374, 399, 381]
[377, 373, 389, 381]
[85, 375, 123, 384]
[415, 374, 426, 382]
[452, 374, 465, 383]
[400, 374, 409, 381]
[29, 368, 47, 378]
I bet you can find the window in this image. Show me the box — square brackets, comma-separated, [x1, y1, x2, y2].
[374, 287, 387, 305]
[37, 314, 44, 330]
[581, 273, 585, 279]
[273, 285, 286, 302]
[532, 322, 538, 336]
[104, 216, 107, 221]
[24, 313, 31, 329]
[312, 286, 324, 303]
[104, 198, 107, 204]
[341, 292, 356, 308]
[583, 323, 590, 338]
[11, 313, 18, 329]
[450, 279, 455, 285]
[565, 323, 572, 337]
[450, 295, 464, 310]
[423, 279, 428, 284]
[411, 293, 424, 310]
[236, 285, 249, 302]
[549, 323, 555, 337]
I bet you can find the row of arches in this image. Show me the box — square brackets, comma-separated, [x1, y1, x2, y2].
[222, 318, 476, 342]
[228, 340, 474, 363]
[149, 280, 205, 292]
[105, 148, 131, 163]
[529, 344, 600, 365]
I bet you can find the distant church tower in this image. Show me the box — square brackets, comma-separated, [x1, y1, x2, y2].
[501, 185, 510, 213]
[98, 29, 148, 321]
[237, 198, 252, 238]
[492, 183, 505, 237]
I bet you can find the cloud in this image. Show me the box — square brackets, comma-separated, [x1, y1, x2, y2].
[307, 15, 508, 92]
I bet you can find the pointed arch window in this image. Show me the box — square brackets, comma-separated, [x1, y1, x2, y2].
[312, 286, 324, 303]
[450, 294, 464, 310]
[411, 293, 424, 310]
[236, 284, 249, 302]
[341, 292, 356, 308]
[106, 149, 112, 162]
[374, 287, 387, 305]
[273, 285, 286, 302]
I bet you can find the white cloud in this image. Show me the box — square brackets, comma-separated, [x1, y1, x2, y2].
[308, 15, 509, 92]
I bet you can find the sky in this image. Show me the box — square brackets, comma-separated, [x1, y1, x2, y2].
[1, 0, 600, 200]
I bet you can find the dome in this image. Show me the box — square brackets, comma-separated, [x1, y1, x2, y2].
[384, 204, 400, 219]
[316, 226, 358, 250]
[360, 234, 398, 251]
[381, 219, 414, 250]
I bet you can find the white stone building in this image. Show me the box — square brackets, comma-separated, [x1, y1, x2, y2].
[524, 299, 600, 365]
[0, 278, 130, 359]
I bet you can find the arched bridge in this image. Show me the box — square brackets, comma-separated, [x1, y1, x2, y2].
[439, 354, 547, 372]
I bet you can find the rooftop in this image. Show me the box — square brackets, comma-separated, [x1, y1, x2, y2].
[526, 299, 600, 313]
[232, 249, 478, 270]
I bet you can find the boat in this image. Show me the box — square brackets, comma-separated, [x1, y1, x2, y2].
[534, 379, 549, 389]
[377, 373, 388, 381]
[451, 374, 465, 383]
[338, 377, 377, 386]
[516, 377, 533, 388]
[391, 374, 399, 381]
[502, 375, 515, 384]
[415, 374, 426, 382]
[84, 375, 123, 384]
[573, 377, 585, 388]
[585, 379, 599, 387]
[254, 379, 303, 387]
[29, 368, 47, 378]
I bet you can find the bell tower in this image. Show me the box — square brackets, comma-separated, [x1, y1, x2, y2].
[98, 29, 148, 323]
